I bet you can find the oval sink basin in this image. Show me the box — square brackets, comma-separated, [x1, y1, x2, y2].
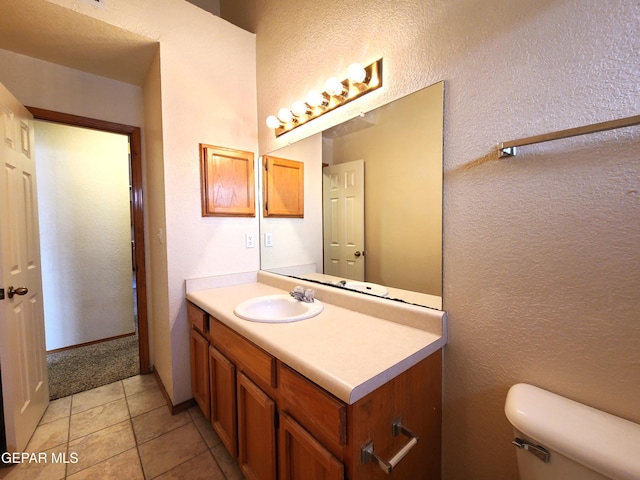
[234, 294, 324, 323]
[342, 281, 388, 297]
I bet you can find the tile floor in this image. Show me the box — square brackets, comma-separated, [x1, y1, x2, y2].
[0, 374, 245, 480]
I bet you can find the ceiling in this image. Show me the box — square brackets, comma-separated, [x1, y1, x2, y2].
[186, 0, 256, 33]
[0, 0, 158, 86]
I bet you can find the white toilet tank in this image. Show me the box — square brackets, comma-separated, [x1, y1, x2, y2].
[505, 383, 640, 480]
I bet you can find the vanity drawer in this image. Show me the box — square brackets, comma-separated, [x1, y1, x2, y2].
[187, 302, 208, 335]
[278, 362, 347, 452]
[209, 317, 276, 390]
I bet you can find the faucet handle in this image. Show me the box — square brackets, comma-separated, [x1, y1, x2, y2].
[304, 289, 314, 302]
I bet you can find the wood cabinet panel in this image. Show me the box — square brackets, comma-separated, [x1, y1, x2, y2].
[209, 345, 237, 457]
[210, 318, 276, 391]
[200, 144, 255, 217]
[279, 412, 344, 480]
[263, 155, 304, 217]
[348, 349, 442, 480]
[237, 373, 276, 480]
[187, 302, 208, 335]
[186, 301, 442, 480]
[189, 328, 210, 420]
[279, 362, 347, 455]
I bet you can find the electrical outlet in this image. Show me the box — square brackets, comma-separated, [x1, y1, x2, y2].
[246, 233, 255, 248]
[264, 233, 273, 247]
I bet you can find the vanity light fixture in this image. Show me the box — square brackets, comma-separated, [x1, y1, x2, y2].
[291, 100, 311, 117]
[347, 62, 367, 83]
[306, 90, 329, 108]
[325, 77, 347, 97]
[266, 58, 383, 137]
[266, 115, 281, 129]
[277, 107, 294, 124]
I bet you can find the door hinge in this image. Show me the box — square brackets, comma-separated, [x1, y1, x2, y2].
[0, 288, 4, 300]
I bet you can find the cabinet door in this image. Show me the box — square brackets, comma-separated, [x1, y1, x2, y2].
[209, 345, 237, 457]
[237, 372, 276, 480]
[279, 412, 344, 480]
[262, 155, 304, 217]
[189, 328, 210, 419]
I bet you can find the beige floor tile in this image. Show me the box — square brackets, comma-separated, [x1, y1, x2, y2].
[193, 415, 221, 449]
[71, 382, 125, 415]
[187, 405, 205, 421]
[126, 386, 166, 417]
[67, 420, 136, 476]
[122, 374, 158, 397]
[69, 398, 130, 440]
[154, 451, 225, 480]
[211, 443, 245, 480]
[65, 448, 143, 480]
[25, 416, 69, 452]
[138, 422, 207, 479]
[131, 406, 190, 444]
[39, 397, 71, 426]
[0, 444, 67, 480]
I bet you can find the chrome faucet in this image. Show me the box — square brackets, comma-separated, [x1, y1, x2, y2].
[290, 286, 315, 303]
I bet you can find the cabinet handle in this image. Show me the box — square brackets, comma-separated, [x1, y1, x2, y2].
[360, 417, 419, 474]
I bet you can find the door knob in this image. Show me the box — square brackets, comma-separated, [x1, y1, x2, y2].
[354, 251, 365, 257]
[7, 286, 28, 299]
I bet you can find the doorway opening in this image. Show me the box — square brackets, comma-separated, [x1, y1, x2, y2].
[26, 107, 150, 398]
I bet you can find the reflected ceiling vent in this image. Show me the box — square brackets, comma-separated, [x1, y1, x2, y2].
[323, 111, 377, 140]
[81, 0, 106, 8]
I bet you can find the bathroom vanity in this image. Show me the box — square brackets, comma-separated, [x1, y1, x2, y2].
[186, 271, 446, 480]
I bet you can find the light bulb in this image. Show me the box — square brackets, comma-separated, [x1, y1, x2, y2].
[347, 63, 367, 83]
[306, 90, 324, 107]
[325, 77, 345, 96]
[291, 101, 309, 117]
[266, 115, 280, 129]
[277, 108, 293, 123]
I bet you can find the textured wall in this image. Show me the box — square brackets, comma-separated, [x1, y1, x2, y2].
[35, 122, 134, 350]
[4, 0, 258, 404]
[255, 1, 640, 478]
[44, 0, 259, 404]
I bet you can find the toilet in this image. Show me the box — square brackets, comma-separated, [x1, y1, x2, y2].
[505, 383, 640, 480]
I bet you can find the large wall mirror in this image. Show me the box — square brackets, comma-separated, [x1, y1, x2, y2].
[259, 81, 444, 309]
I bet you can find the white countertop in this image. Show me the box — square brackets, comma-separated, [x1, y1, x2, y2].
[186, 272, 446, 404]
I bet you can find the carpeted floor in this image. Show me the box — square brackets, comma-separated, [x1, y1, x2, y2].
[47, 334, 140, 400]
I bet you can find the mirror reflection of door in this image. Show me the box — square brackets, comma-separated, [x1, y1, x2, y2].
[322, 160, 365, 280]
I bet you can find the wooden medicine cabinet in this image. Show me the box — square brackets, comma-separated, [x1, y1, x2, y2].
[200, 144, 255, 217]
[262, 155, 304, 217]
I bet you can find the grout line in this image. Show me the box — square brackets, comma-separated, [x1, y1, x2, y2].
[33, 376, 207, 480]
[123, 380, 148, 479]
[65, 392, 74, 479]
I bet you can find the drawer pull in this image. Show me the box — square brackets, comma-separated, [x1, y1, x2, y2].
[361, 418, 419, 474]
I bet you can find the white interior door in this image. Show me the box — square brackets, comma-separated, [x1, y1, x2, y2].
[323, 160, 365, 280]
[0, 82, 49, 452]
